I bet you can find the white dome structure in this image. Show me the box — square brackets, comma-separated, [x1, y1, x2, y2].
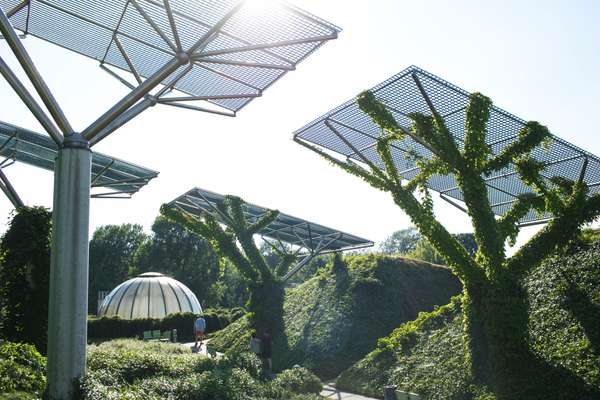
[98, 272, 202, 319]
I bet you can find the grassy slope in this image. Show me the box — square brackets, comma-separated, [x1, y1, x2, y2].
[337, 243, 600, 399]
[210, 254, 462, 378]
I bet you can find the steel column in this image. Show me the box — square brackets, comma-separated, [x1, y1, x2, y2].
[47, 134, 91, 400]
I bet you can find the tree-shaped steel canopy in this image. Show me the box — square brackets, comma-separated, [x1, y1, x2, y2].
[168, 187, 373, 281]
[0, 121, 158, 204]
[0, 1, 339, 397]
[2, 0, 341, 144]
[294, 66, 600, 225]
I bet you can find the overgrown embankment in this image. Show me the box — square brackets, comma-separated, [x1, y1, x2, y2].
[211, 254, 462, 378]
[337, 243, 600, 399]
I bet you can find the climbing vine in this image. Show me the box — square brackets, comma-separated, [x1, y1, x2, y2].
[299, 90, 600, 399]
[160, 196, 296, 342]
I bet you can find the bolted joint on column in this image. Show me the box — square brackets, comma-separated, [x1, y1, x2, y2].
[62, 132, 90, 150]
[176, 51, 190, 65]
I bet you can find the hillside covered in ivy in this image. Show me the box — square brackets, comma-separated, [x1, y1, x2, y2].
[210, 254, 461, 378]
[336, 242, 600, 400]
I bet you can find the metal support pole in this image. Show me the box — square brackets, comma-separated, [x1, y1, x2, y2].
[47, 133, 91, 400]
[0, 8, 73, 135]
[0, 167, 24, 207]
[0, 56, 63, 144]
[89, 98, 154, 146]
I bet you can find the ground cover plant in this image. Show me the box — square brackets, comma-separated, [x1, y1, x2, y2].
[299, 88, 600, 399]
[79, 339, 323, 400]
[336, 242, 600, 399]
[210, 253, 461, 378]
[0, 341, 46, 398]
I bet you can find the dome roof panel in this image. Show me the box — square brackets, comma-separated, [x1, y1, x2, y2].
[98, 272, 202, 320]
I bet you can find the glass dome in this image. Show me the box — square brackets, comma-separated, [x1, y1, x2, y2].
[98, 272, 202, 319]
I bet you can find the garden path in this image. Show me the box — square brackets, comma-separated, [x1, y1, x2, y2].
[320, 384, 380, 400]
[182, 339, 222, 358]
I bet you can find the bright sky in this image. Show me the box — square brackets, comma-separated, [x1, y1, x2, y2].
[1, 0, 599, 248]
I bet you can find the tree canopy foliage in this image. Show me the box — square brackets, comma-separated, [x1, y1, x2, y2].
[88, 224, 147, 313]
[133, 216, 221, 307]
[299, 89, 600, 399]
[0, 207, 51, 354]
[379, 228, 477, 264]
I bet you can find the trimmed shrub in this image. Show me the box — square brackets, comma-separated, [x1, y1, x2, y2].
[271, 367, 323, 394]
[88, 308, 244, 342]
[80, 339, 324, 400]
[0, 341, 46, 396]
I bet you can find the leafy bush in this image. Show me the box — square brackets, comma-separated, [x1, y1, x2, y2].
[271, 367, 323, 394]
[88, 308, 244, 342]
[0, 341, 46, 396]
[79, 339, 324, 400]
[0, 207, 51, 355]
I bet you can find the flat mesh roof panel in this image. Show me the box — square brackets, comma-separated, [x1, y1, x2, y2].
[294, 66, 600, 223]
[0, 122, 158, 197]
[2, 0, 340, 113]
[168, 187, 373, 253]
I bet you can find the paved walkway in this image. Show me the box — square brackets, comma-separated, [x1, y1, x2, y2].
[179, 347, 378, 399]
[320, 384, 380, 400]
[182, 339, 222, 359]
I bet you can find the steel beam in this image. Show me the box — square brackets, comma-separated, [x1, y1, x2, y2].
[0, 57, 63, 144]
[89, 98, 154, 146]
[158, 93, 260, 102]
[160, 101, 235, 117]
[194, 57, 295, 71]
[83, 56, 183, 140]
[0, 167, 23, 207]
[6, 0, 29, 18]
[0, 9, 72, 136]
[130, 0, 177, 52]
[163, 0, 181, 50]
[198, 34, 338, 58]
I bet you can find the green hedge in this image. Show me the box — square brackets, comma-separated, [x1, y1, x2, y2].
[88, 308, 244, 342]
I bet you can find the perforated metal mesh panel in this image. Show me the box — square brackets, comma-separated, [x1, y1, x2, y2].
[0, 121, 158, 197]
[1, 0, 340, 114]
[294, 66, 600, 223]
[168, 187, 373, 253]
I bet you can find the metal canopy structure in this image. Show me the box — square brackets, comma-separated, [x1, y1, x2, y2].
[0, 121, 158, 203]
[294, 66, 600, 225]
[169, 187, 373, 281]
[2, 0, 341, 132]
[0, 1, 339, 398]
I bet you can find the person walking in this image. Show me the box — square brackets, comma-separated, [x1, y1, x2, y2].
[261, 331, 273, 378]
[194, 316, 206, 350]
